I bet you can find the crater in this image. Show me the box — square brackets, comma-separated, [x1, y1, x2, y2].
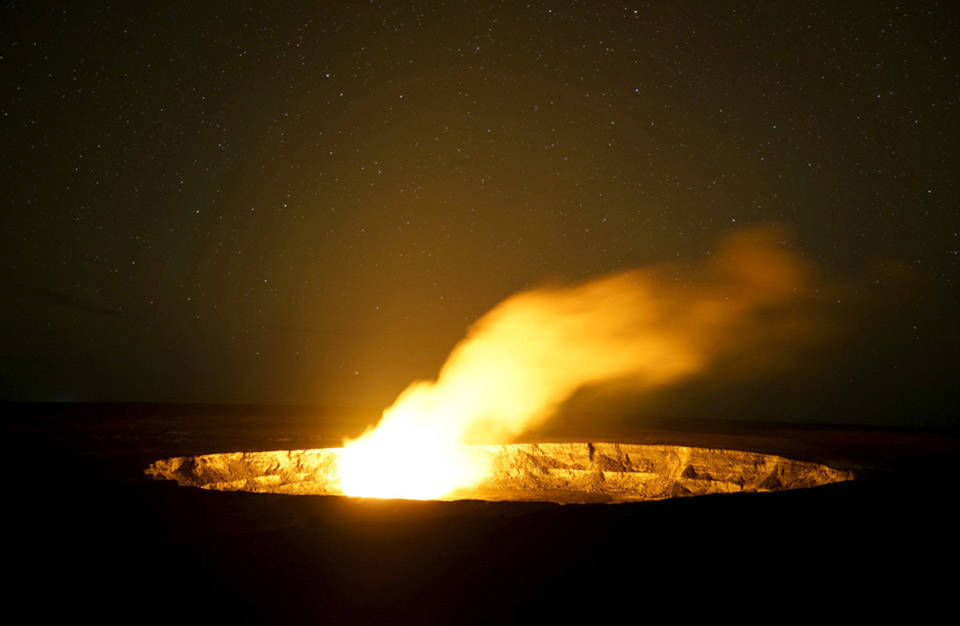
[145, 443, 854, 504]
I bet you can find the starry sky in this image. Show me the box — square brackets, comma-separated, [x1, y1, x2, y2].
[2, 1, 958, 426]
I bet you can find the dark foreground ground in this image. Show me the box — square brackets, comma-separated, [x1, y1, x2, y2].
[6, 403, 960, 623]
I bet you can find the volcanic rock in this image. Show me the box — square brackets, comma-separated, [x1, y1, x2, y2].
[145, 443, 854, 503]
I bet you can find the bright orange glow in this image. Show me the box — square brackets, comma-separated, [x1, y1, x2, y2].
[338, 417, 490, 500]
[337, 227, 818, 500]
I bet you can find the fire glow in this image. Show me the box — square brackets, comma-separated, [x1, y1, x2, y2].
[146, 443, 855, 503]
[336, 228, 825, 501]
[338, 424, 488, 500]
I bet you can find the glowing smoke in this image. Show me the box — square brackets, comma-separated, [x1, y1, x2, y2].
[339, 227, 822, 499]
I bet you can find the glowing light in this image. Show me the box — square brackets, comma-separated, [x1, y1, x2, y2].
[147, 444, 856, 502]
[338, 422, 489, 500]
[337, 227, 819, 500]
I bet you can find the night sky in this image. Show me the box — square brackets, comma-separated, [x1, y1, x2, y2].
[2, 2, 958, 426]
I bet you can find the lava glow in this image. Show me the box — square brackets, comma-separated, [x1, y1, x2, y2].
[338, 421, 489, 500]
[337, 227, 820, 500]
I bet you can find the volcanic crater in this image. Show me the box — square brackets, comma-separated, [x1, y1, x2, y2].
[145, 443, 854, 504]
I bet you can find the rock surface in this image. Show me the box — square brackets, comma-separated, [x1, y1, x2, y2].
[145, 443, 854, 503]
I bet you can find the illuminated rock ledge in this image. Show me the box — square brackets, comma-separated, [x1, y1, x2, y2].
[145, 443, 854, 503]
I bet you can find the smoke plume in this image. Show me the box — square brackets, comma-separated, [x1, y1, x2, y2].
[339, 227, 827, 498]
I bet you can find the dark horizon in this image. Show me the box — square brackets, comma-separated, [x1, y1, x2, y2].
[4, 400, 957, 435]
